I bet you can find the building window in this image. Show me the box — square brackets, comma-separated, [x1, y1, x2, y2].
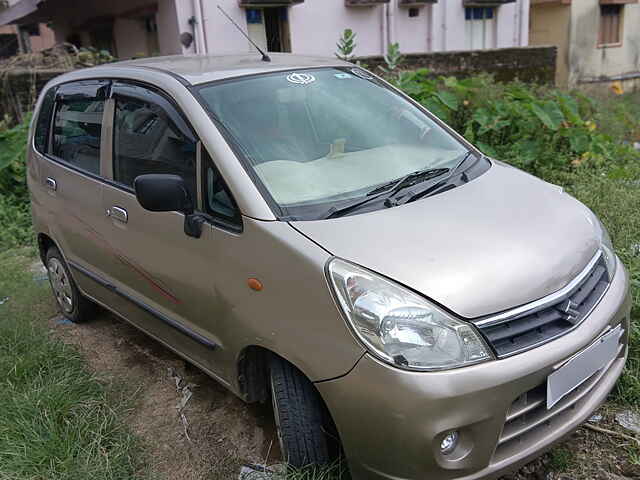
[144, 16, 157, 34]
[409, 7, 420, 18]
[464, 7, 496, 50]
[246, 9, 263, 24]
[599, 4, 622, 46]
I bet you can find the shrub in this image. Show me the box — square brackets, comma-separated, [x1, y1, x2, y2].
[0, 114, 29, 201]
[0, 115, 32, 250]
[392, 71, 640, 176]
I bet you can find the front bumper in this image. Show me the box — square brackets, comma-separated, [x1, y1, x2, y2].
[316, 258, 631, 480]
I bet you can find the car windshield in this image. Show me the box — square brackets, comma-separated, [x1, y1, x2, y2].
[197, 67, 469, 219]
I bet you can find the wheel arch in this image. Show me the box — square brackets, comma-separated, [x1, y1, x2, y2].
[237, 345, 326, 403]
[37, 232, 58, 264]
[237, 344, 343, 458]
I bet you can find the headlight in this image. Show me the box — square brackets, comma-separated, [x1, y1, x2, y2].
[597, 218, 617, 279]
[327, 258, 493, 371]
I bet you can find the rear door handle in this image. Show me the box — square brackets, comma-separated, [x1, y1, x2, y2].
[45, 177, 57, 191]
[106, 206, 128, 223]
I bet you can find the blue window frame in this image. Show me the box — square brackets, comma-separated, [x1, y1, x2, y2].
[246, 9, 262, 24]
[465, 7, 494, 20]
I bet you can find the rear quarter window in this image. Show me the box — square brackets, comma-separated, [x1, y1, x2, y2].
[34, 87, 56, 154]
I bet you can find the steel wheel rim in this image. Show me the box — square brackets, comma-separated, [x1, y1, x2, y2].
[47, 258, 74, 314]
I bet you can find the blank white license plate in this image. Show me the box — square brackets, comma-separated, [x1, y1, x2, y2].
[547, 325, 622, 409]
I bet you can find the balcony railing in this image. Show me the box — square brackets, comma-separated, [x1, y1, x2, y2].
[345, 0, 390, 6]
[238, 0, 304, 7]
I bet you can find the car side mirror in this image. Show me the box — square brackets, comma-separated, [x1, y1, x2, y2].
[134, 174, 204, 238]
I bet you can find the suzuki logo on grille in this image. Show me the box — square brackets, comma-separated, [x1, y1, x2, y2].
[557, 299, 581, 323]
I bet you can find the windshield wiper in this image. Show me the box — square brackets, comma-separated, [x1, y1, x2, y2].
[323, 167, 450, 219]
[387, 151, 477, 207]
[365, 167, 450, 197]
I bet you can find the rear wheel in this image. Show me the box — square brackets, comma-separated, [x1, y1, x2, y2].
[45, 247, 97, 323]
[269, 355, 330, 467]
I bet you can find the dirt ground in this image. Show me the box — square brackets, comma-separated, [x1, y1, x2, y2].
[48, 309, 280, 480]
[46, 307, 639, 480]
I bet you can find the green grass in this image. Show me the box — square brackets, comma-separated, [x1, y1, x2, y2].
[0, 193, 33, 250]
[540, 166, 640, 406]
[548, 446, 574, 472]
[0, 248, 141, 480]
[594, 91, 640, 146]
[584, 93, 640, 407]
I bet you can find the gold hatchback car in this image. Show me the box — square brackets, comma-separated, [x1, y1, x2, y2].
[28, 54, 630, 479]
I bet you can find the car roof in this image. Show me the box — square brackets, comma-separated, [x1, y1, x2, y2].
[106, 53, 351, 85]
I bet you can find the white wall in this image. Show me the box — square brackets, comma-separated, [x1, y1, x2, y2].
[157, 0, 181, 55]
[289, 0, 385, 56]
[393, 5, 433, 54]
[173, 0, 257, 55]
[173, 0, 529, 57]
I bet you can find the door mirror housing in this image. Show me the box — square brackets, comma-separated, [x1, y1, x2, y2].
[134, 174, 204, 238]
[134, 174, 193, 214]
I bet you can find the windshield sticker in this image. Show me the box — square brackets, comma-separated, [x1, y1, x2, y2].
[351, 68, 374, 80]
[334, 73, 352, 79]
[286, 73, 316, 85]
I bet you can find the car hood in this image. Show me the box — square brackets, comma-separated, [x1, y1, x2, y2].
[291, 162, 602, 319]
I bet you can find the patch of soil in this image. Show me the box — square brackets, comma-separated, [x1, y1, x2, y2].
[48, 310, 280, 480]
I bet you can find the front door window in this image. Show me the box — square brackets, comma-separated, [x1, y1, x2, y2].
[111, 82, 197, 199]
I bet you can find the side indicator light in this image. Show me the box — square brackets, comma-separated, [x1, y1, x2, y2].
[247, 278, 263, 291]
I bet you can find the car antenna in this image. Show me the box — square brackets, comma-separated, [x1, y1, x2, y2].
[217, 5, 271, 62]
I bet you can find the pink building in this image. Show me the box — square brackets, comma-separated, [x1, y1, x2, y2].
[0, 0, 529, 59]
[0, 22, 54, 57]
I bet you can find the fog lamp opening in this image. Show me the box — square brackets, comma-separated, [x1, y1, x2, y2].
[440, 430, 459, 455]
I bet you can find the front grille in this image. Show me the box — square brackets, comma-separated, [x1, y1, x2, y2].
[477, 252, 610, 358]
[493, 338, 624, 463]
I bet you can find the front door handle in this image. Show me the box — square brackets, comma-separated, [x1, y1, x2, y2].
[45, 177, 57, 191]
[106, 206, 128, 223]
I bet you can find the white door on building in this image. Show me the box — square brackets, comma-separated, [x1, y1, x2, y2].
[465, 7, 496, 50]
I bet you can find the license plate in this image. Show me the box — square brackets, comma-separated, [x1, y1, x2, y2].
[547, 325, 622, 409]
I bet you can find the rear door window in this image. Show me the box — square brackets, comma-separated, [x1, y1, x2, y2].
[52, 81, 108, 175]
[111, 82, 197, 199]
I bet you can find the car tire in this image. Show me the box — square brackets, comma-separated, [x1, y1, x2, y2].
[269, 355, 330, 467]
[45, 246, 97, 323]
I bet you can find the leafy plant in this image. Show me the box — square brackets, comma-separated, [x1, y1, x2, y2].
[335, 29, 357, 63]
[76, 47, 115, 66]
[387, 71, 640, 175]
[0, 115, 29, 201]
[379, 42, 404, 75]
[0, 116, 32, 249]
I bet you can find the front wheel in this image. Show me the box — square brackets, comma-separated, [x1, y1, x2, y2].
[45, 247, 97, 323]
[269, 356, 330, 467]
